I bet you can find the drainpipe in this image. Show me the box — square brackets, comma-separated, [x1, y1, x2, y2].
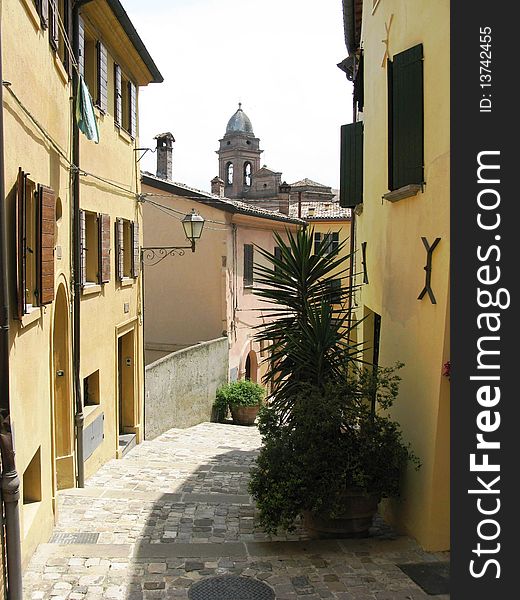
[71, 0, 92, 488]
[0, 22, 24, 600]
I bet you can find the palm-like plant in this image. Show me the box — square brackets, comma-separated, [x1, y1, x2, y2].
[254, 227, 362, 421]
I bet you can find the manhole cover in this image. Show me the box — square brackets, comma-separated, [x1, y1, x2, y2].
[188, 575, 275, 600]
[49, 532, 100, 544]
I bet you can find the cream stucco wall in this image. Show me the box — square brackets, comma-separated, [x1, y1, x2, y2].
[354, 0, 450, 550]
[141, 184, 301, 392]
[2, 0, 154, 564]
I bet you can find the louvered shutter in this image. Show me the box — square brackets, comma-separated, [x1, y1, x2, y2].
[353, 52, 364, 112]
[96, 41, 108, 113]
[114, 65, 122, 126]
[40, 0, 49, 29]
[15, 169, 27, 319]
[78, 15, 85, 77]
[49, 0, 58, 50]
[387, 59, 394, 191]
[391, 44, 424, 190]
[98, 213, 111, 283]
[131, 221, 139, 278]
[79, 210, 87, 286]
[116, 218, 124, 280]
[244, 244, 253, 287]
[65, 0, 72, 76]
[129, 82, 137, 138]
[339, 121, 363, 208]
[39, 185, 55, 304]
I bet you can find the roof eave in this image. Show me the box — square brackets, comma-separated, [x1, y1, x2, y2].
[106, 0, 163, 83]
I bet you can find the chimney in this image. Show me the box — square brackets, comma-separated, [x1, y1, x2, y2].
[211, 176, 225, 197]
[278, 181, 291, 215]
[154, 132, 175, 180]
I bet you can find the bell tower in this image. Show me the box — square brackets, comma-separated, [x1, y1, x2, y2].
[216, 103, 262, 199]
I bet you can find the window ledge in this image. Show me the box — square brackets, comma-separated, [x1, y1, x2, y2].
[54, 53, 70, 86]
[117, 127, 134, 145]
[383, 184, 423, 203]
[21, 0, 41, 31]
[20, 307, 42, 329]
[119, 277, 134, 288]
[82, 283, 102, 296]
[83, 404, 102, 426]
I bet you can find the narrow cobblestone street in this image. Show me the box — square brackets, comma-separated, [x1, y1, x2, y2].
[23, 423, 449, 599]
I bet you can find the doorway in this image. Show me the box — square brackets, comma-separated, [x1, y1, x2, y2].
[52, 285, 74, 496]
[117, 329, 136, 456]
[244, 350, 258, 382]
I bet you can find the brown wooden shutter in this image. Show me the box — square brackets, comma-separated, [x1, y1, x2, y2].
[98, 213, 111, 283]
[38, 185, 55, 304]
[244, 244, 253, 287]
[40, 0, 49, 29]
[15, 168, 27, 319]
[79, 210, 87, 286]
[131, 221, 139, 278]
[49, 0, 59, 51]
[78, 15, 85, 77]
[129, 82, 137, 138]
[116, 218, 124, 280]
[114, 64, 122, 126]
[96, 41, 108, 113]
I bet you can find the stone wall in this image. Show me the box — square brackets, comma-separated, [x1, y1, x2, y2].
[144, 337, 228, 439]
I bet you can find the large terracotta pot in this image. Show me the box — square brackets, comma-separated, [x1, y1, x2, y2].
[303, 488, 380, 538]
[230, 404, 260, 426]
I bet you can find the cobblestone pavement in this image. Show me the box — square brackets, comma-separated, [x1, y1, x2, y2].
[24, 423, 450, 599]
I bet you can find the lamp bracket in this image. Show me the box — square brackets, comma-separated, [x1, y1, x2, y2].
[141, 244, 194, 266]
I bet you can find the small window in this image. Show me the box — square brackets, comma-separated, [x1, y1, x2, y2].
[23, 448, 42, 505]
[83, 30, 98, 101]
[116, 218, 139, 281]
[85, 211, 99, 284]
[226, 162, 234, 185]
[24, 179, 38, 310]
[244, 244, 254, 287]
[84, 371, 100, 407]
[326, 279, 342, 304]
[49, 0, 71, 72]
[314, 232, 339, 256]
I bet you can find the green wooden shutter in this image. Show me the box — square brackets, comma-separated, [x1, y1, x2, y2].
[339, 121, 363, 208]
[391, 44, 424, 190]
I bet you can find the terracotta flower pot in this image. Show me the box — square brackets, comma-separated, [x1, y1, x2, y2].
[230, 404, 260, 426]
[303, 488, 380, 538]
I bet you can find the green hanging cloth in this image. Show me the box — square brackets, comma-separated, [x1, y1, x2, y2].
[76, 75, 99, 144]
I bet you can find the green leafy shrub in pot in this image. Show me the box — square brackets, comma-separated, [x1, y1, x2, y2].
[249, 364, 420, 535]
[213, 380, 265, 424]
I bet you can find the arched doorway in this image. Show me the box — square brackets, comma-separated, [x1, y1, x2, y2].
[52, 285, 74, 497]
[244, 350, 258, 383]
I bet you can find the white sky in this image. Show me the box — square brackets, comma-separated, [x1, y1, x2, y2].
[123, 0, 353, 192]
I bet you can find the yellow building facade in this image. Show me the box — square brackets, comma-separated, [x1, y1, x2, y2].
[340, 0, 450, 550]
[1, 0, 161, 567]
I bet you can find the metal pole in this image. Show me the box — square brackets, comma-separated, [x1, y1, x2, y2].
[0, 18, 24, 599]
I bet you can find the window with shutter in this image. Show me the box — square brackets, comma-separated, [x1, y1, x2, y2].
[244, 244, 254, 288]
[314, 232, 339, 255]
[49, 0, 58, 51]
[38, 185, 55, 304]
[98, 213, 111, 283]
[79, 209, 87, 286]
[78, 15, 85, 77]
[131, 221, 140, 278]
[129, 82, 137, 139]
[15, 169, 28, 320]
[116, 218, 124, 281]
[96, 41, 108, 113]
[340, 121, 363, 208]
[39, 0, 49, 29]
[388, 44, 424, 191]
[114, 64, 122, 126]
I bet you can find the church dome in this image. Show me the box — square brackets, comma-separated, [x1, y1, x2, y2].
[225, 103, 254, 134]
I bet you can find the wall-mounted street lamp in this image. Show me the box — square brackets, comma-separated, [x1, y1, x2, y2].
[142, 209, 205, 266]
